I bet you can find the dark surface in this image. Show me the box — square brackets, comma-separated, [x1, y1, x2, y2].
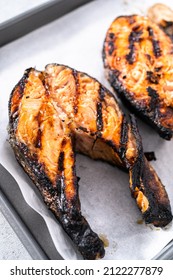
[0, 0, 94, 47]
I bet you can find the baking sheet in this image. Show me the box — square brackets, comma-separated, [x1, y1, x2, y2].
[0, 0, 173, 259]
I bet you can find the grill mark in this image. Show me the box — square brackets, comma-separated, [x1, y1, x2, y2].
[119, 115, 128, 161]
[72, 70, 80, 114]
[77, 126, 88, 133]
[55, 138, 68, 206]
[147, 26, 162, 58]
[96, 102, 103, 132]
[147, 87, 159, 113]
[146, 71, 159, 84]
[109, 32, 115, 39]
[126, 29, 143, 64]
[96, 85, 105, 134]
[35, 110, 43, 148]
[129, 114, 144, 191]
[58, 151, 65, 172]
[99, 86, 105, 101]
[34, 73, 49, 149]
[147, 87, 159, 120]
[61, 138, 67, 148]
[108, 40, 115, 55]
[155, 66, 162, 72]
[58, 138, 67, 173]
[57, 139, 77, 205]
[107, 33, 115, 56]
[56, 175, 66, 211]
[35, 128, 42, 148]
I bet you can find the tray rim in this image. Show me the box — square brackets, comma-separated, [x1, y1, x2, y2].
[0, 0, 94, 47]
[0, 0, 173, 260]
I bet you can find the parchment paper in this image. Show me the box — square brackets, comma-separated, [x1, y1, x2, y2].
[0, 0, 173, 260]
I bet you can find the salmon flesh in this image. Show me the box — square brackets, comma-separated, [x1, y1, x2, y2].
[9, 64, 172, 259]
[103, 15, 173, 140]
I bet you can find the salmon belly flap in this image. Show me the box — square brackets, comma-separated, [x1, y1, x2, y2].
[103, 15, 173, 140]
[8, 64, 172, 259]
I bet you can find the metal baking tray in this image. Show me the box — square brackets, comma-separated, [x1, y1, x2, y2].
[0, 0, 93, 47]
[0, 0, 93, 260]
[1, 162, 173, 260]
[0, 0, 173, 260]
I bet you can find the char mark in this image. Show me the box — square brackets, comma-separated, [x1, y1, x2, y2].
[147, 27, 162, 58]
[96, 85, 105, 133]
[126, 29, 143, 64]
[99, 85, 105, 101]
[109, 32, 115, 39]
[96, 102, 103, 132]
[58, 151, 65, 172]
[107, 32, 116, 56]
[18, 68, 32, 96]
[35, 128, 42, 148]
[108, 40, 115, 55]
[77, 126, 88, 133]
[9, 68, 32, 131]
[72, 69, 79, 114]
[146, 71, 159, 84]
[144, 151, 156, 161]
[14, 142, 57, 198]
[129, 114, 144, 191]
[35, 111, 43, 148]
[56, 175, 66, 199]
[147, 86, 159, 116]
[119, 115, 128, 161]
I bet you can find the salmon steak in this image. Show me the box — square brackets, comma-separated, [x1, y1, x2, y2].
[103, 15, 173, 140]
[8, 64, 172, 259]
[148, 3, 173, 41]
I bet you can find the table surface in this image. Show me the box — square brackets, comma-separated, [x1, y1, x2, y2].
[0, 211, 31, 260]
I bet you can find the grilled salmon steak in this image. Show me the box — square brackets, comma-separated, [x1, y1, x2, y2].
[148, 4, 173, 41]
[103, 15, 173, 140]
[8, 64, 172, 259]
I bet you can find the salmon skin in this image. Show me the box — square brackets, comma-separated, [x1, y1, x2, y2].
[103, 15, 173, 140]
[9, 64, 172, 259]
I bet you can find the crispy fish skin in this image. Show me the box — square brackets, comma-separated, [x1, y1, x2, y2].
[9, 68, 105, 260]
[9, 64, 172, 259]
[103, 15, 173, 140]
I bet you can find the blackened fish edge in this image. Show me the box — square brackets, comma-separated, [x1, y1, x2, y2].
[102, 15, 173, 140]
[8, 68, 32, 132]
[141, 158, 173, 227]
[8, 68, 105, 260]
[106, 69, 173, 140]
[129, 115, 172, 227]
[8, 63, 173, 260]
[8, 133, 105, 260]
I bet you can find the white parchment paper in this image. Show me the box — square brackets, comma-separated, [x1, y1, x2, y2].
[0, 0, 173, 259]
